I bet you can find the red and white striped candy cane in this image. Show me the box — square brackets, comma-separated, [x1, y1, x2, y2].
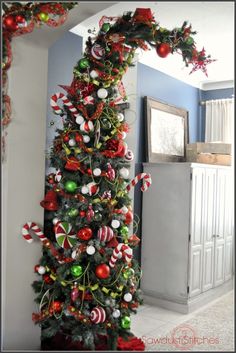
[126, 173, 152, 192]
[50, 92, 80, 118]
[22, 222, 47, 244]
[22, 222, 74, 265]
[109, 243, 133, 268]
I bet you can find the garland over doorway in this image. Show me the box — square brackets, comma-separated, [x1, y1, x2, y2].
[21, 7, 214, 351]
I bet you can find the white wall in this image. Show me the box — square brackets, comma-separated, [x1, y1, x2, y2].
[2, 36, 48, 350]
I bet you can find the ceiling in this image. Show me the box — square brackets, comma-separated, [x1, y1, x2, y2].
[70, 1, 235, 89]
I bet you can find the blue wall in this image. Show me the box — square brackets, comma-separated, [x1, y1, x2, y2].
[46, 32, 83, 173]
[135, 63, 201, 163]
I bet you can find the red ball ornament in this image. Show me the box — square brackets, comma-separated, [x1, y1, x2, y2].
[156, 43, 171, 58]
[4, 15, 18, 30]
[77, 227, 93, 241]
[87, 168, 92, 175]
[34, 265, 40, 273]
[43, 274, 53, 284]
[51, 300, 63, 312]
[63, 135, 70, 142]
[15, 15, 25, 23]
[79, 210, 86, 217]
[125, 210, 134, 225]
[95, 264, 110, 279]
[75, 133, 83, 143]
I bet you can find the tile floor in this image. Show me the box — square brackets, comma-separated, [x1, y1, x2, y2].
[131, 290, 234, 351]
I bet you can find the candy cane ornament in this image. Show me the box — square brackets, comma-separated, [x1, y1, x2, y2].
[50, 92, 80, 119]
[22, 222, 48, 244]
[126, 173, 152, 192]
[22, 222, 74, 264]
[109, 243, 133, 268]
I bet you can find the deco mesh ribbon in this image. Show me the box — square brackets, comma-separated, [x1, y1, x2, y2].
[126, 173, 152, 192]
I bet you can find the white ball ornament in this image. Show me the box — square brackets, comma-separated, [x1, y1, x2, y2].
[90, 70, 99, 79]
[38, 266, 46, 275]
[68, 139, 76, 146]
[52, 217, 60, 225]
[111, 219, 120, 229]
[112, 309, 121, 318]
[81, 185, 89, 194]
[123, 293, 133, 302]
[121, 206, 129, 214]
[119, 167, 130, 178]
[117, 112, 124, 122]
[97, 88, 108, 99]
[86, 245, 96, 255]
[83, 135, 90, 143]
[121, 132, 127, 139]
[75, 115, 84, 125]
[93, 168, 102, 176]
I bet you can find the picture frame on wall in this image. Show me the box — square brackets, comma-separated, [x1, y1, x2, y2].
[144, 96, 189, 162]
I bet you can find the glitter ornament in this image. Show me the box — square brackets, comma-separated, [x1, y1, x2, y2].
[37, 266, 46, 275]
[121, 316, 131, 329]
[86, 245, 96, 255]
[93, 168, 101, 176]
[68, 139, 76, 146]
[117, 112, 124, 122]
[70, 265, 83, 277]
[123, 293, 133, 302]
[119, 167, 129, 178]
[52, 217, 60, 225]
[83, 135, 90, 143]
[81, 185, 89, 194]
[90, 70, 99, 79]
[112, 309, 121, 318]
[111, 219, 120, 229]
[97, 88, 108, 99]
[75, 115, 85, 125]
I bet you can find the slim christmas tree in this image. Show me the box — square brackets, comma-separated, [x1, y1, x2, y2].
[22, 8, 214, 351]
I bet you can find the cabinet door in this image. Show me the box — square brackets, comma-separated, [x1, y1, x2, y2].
[202, 168, 216, 292]
[214, 168, 232, 286]
[189, 167, 205, 297]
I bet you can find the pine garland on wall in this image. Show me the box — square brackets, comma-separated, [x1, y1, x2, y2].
[21, 7, 214, 351]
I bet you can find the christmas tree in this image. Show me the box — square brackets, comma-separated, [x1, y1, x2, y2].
[22, 8, 214, 351]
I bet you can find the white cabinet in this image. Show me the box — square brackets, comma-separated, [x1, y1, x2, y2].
[141, 163, 234, 313]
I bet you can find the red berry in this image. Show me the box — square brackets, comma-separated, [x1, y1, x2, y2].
[156, 43, 171, 58]
[87, 168, 92, 175]
[63, 135, 70, 142]
[75, 133, 83, 143]
[80, 211, 86, 217]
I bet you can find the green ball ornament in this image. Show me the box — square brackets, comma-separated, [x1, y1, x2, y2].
[120, 226, 129, 236]
[71, 265, 83, 277]
[65, 181, 78, 193]
[186, 37, 194, 45]
[67, 208, 79, 217]
[123, 268, 135, 279]
[38, 12, 49, 22]
[94, 213, 102, 221]
[79, 58, 90, 70]
[101, 23, 110, 33]
[121, 316, 131, 329]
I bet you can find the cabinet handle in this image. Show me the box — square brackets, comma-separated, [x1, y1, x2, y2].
[212, 234, 220, 238]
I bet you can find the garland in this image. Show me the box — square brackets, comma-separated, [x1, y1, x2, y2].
[1, 1, 78, 160]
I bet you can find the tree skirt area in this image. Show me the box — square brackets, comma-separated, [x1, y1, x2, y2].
[41, 333, 145, 351]
[145, 291, 234, 351]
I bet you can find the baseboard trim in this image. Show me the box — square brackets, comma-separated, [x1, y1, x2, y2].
[143, 279, 233, 314]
